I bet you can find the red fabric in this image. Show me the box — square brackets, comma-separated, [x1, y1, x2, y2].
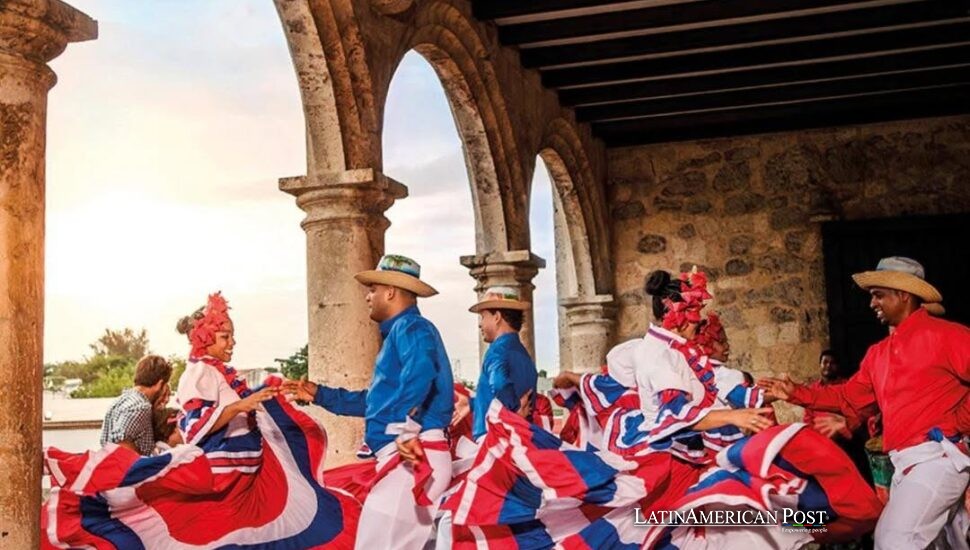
[532, 394, 554, 432]
[802, 380, 854, 440]
[789, 308, 970, 452]
[558, 407, 581, 446]
[368, 440, 450, 506]
[325, 461, 378, 503]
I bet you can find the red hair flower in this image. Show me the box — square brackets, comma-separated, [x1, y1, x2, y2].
[661, 268, 712, 330]
[189, 292, 231, 357]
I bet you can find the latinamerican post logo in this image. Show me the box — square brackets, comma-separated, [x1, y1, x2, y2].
[634, 508, 829, 533]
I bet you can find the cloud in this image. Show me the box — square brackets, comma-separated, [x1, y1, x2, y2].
[43, 2, 563, 377]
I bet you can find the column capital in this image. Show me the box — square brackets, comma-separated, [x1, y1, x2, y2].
[560, 293, 617, 327]
[459, 249, 546, 272]
[279, 169, 408, 230]
[0, 0, 96, 72]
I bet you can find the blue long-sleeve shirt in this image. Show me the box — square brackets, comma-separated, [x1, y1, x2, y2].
[472, 332, 537, 439]
[312, 305, 454, 453]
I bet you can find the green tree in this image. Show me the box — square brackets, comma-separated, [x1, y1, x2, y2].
[274, 346, 308, 380]
[168, 356, 187, 392]
[90, 328, 150, 359]
[69, 355, 135, 398]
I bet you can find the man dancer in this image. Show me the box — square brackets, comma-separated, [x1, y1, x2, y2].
[762, 256, 970, 549]
[289, 254, 454, 550]
[436, 287, 538, 549]
[468, 286, 538, 441]
[100, 355, 172, 455]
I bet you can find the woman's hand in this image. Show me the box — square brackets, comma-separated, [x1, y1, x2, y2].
[232, 387, 280, 413]
[727, 407, 776, 433]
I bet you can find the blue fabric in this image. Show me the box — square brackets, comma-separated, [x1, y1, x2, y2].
[472, 332, 538, 439]
[313, 305, 454, 452]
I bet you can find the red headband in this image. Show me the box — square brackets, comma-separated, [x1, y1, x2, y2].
[661, 270, 712, 330]
[189, 292, 231, 357]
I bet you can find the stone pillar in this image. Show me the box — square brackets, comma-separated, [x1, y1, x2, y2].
[0, 2, 94, 546]
[280, 168, 406, 466]
[460, 250, 546, 359]
[560, 295, 616, 373]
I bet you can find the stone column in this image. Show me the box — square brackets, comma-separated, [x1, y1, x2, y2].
[280, 168, 406, 466]
[560, 295, 616, 373]
[460, 250, 546, 358]
[0, 2, 94, 546]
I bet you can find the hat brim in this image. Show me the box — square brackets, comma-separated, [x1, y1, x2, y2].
[922, 302, 945, 316]
[851, 271, 942, 303]
[469, 299, 531, 313]
[355, 270, 438, 298]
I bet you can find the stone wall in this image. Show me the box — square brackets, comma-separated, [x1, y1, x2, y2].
[608, 115, 970, 387]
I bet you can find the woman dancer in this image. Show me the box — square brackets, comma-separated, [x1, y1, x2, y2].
[41, 292, 359, 548]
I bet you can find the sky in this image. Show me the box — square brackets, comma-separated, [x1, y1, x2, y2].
[44, 0, 560, 379]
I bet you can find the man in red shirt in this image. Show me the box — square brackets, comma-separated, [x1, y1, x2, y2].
[762, 256, 970, 549]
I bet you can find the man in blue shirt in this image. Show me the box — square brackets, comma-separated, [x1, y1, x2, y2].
[469, 286, 538, 440]
[436, 286, 539, 550]
[287, 254, 454, 550]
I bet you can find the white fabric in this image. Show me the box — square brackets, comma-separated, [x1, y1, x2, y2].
[633, 325, 712, 430]
[875, 439, 970, 550]
[356, 430, 452, 550]
[175, 360, 250, 440]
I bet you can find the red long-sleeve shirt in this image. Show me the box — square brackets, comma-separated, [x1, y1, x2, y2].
[789, 308, 970, 452]
[802, 380, 855, 440]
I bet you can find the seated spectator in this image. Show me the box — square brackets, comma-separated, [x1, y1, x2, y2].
[99, 355, 172, 455]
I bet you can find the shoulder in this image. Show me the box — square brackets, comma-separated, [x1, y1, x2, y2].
[393, 314, 439, 339]
[924, 315, 970, 339]
[607, 338, 642, 360]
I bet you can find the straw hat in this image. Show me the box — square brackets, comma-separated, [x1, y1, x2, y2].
[469, 286, 530, 313]
[354, 254, 437, 298]
[922, 302, 945, 316]
[851, 256, 942, 303]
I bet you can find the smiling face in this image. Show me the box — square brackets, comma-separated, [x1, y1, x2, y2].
[868, 287, 912, 327]
[820, 353, 838, 380]
[206, 320, 235, 362]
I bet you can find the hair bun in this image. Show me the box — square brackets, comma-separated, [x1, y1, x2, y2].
[176, 316, 194, 335]
[645, 270, 672, 296]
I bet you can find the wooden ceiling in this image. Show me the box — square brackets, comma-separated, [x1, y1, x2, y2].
[472, 0, 970, 146]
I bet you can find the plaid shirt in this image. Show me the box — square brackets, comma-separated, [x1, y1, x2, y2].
[100, 388, 154, 455]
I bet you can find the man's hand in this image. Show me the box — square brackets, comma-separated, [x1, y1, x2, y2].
[282, 379, 318, 402]
[517, 389, 534, 420]
[553, 371, 580, 389]
[451, 392, 470, 427]
[153, 383, 171, 410]
[759, 375, 796, 402]
[728, 407, 776, 434]
[396, 437, 425, 464]
[814, 414, 848, 439]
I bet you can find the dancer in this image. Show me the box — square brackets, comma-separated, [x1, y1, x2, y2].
[762, 256, 970, 549]
[289, 254, 454, 550]
[41, 292, 359, 548]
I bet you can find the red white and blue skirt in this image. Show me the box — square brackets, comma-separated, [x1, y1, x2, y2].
[41, 385, 360, 549]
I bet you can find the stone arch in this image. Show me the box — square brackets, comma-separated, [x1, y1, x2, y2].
[538, 118, 612, 296]
[401, 1, 530, 254]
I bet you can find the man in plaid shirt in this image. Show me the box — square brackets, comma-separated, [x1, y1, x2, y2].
[99, 355, 173, 455]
